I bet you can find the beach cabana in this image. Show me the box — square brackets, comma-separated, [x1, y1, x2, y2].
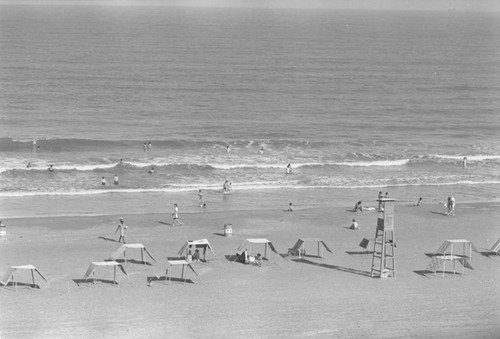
[288, 238, 333, 258]
[177, 239, 216, 262]
[82, 261, 128, 286]
[426, 239, 476, 277]
[108, 243, 157, 265]
[236, 238, 279, 263]
[0, 265, 49, 291]
[165, 260, 200, 284]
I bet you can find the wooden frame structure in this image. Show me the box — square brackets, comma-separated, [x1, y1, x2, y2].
[371, 198, 396, 278]
[0, 265, 48, 291]
[108, 243, 157, 265]
[82, 261, 128, 286]
[288, 238, 333, 259]
[427, 239, 475, 277]
[165, 260, 200, 284]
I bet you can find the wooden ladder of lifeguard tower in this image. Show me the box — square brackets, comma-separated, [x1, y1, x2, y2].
[371, 198, 396, 278]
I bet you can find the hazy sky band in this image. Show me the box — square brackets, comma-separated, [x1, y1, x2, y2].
[0, 0, 499, 12]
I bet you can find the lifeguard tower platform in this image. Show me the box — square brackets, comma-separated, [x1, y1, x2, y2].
[371, 198, 396, 278]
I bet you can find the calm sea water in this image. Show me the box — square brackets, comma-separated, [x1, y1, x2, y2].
[1, 5, 499, 218]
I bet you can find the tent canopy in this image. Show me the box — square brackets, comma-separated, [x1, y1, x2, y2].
[108, 243, 157, 263]
[0, 265, 48, 289]
[289, 238, 332, 258]
[177, 239, 216, 258]
[82, 261, 128, 285]
[236, 238, 278, 258]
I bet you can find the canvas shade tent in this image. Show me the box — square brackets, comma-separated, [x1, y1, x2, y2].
[235, 238, 279, 263]
[288, 238, 333, 258]
[82, 261, 128, 286]
[426, 239, 477, 277]
[177, 239, 216, 262]
[0, 265, 49, 291]
[165, 260, 200, 284]
[108, 243, 157, 265]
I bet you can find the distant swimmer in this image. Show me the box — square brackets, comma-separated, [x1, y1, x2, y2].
[36, 146, 41, 152]
[143, 142, 147, 152]
[101, 177, 106, 186]
[48, 164, 54, 172]
[223, 180, 232, 193]
[27, 162, 32, 168]
[226, 145, 231, 154]
[285, 163, 292, 175]
[198, 189, 203, 206]
[148, 142, 152, 151]
[462, 157, 467, 168]
[259, 147, 264, 155]
[148, 167, 154, 174]
[113, 174, 119, 185]
[119, 158, 123, 165]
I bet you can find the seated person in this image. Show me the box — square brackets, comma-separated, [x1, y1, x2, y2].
[354, 201, 362, 212]
[254, 253, 262, 266]
[186, 250, 193, 262]
[350, 219, 359, 230]
[192, 249, 200, 261]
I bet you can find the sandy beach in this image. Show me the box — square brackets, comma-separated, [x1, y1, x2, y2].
[1, 201, 499, 338]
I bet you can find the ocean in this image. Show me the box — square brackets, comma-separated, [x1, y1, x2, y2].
[1, 5, 499, 218]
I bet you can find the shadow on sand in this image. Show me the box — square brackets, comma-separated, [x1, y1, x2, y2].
[431, 211, 448, 216]
[213, 232, 226, 237]
[345, 251, 374, 255]
[113, 259, 153, 266]
[1, 282, 41, 290]
[413, 270, 464, 278]
[73, 278, 120, 287]
[157, 221, 173, 226]
[98, 236, 119, 243]
[147, 275, 194, 285]
[292, 258, 372, 278]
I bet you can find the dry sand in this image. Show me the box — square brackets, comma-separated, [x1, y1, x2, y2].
[1, 202, 499, 338]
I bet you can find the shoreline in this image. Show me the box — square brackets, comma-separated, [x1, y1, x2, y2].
[2, 183, 500, 219]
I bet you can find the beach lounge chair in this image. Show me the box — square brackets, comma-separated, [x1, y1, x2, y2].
[482, 238, 500, 256]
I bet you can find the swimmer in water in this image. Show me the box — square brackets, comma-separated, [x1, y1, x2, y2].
[48, 164, 54, 172]
[27, 162, 32, 168]
[226, 145, 230, 154]
[113, 174, 119, 185]
[286, 163, 292, 175]
[462, 157, 467, 168]
[101, 177, 106, 186]
[148, 167, 154, 174]
[259, 147, 264, 155]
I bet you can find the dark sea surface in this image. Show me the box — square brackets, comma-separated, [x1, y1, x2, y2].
[1, 5, 499, 217]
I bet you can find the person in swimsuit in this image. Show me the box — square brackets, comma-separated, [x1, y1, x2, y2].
[114, 217, 128, 243]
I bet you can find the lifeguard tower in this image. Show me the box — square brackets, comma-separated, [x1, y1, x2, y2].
[371, 198, 396, 278]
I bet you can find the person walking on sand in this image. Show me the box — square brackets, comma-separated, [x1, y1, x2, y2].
[287, 202, 293, 212]
[172, 203, 183, 226]
[446, 196, 456, 216]
[113, 174, 119, 185]
[114, 217, 128, 243]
